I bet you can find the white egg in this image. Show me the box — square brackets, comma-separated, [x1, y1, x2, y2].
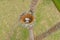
[25, 18, 30, 23]
[25, 18, 30, 21]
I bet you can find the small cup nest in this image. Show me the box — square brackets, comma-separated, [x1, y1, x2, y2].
[20, 13, 34, 24]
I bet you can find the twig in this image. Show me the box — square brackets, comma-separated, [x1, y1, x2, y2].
[30, 0, 39, 13]
[28, 25, 34, 40]
[35, 22, 60, 40]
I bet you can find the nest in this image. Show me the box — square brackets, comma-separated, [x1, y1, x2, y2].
[20, 13, 34, 24]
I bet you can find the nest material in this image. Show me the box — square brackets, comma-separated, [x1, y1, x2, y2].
[20, 13, 34, 24]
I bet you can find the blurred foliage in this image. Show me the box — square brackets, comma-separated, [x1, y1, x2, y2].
[0, 0, 60, 40]
[52, 0, 60, 11]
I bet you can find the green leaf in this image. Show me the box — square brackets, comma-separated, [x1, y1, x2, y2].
[52, 0, 60, 11]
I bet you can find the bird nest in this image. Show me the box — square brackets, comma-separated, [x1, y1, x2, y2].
[19, 11, 35, 27]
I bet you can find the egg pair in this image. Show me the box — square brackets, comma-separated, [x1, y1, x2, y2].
[20, 13, 34, 24]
